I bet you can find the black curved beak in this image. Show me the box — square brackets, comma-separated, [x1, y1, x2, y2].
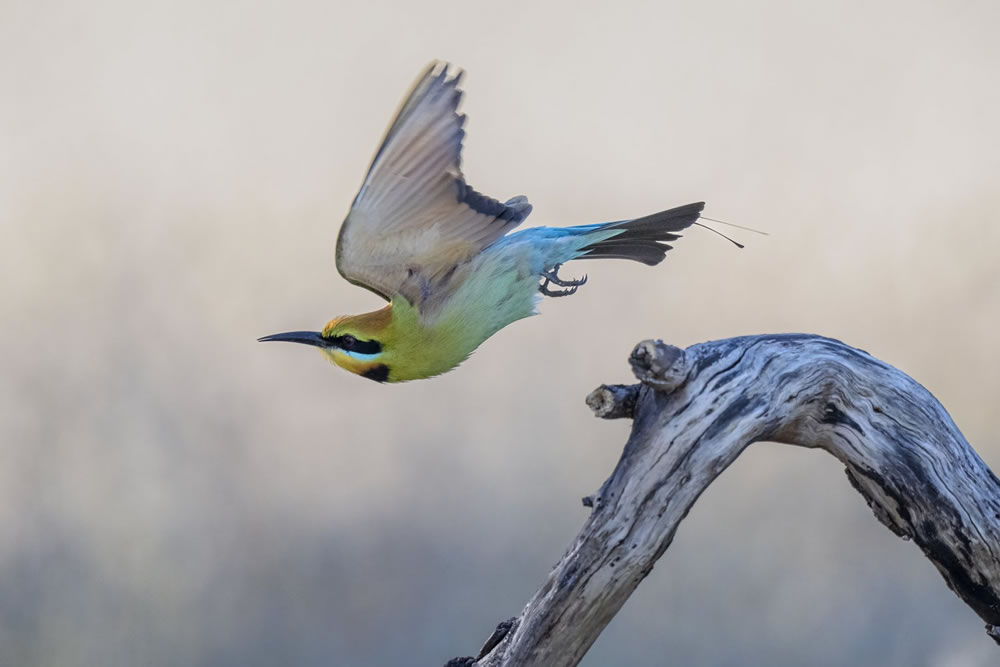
[257, 331, 331, 348]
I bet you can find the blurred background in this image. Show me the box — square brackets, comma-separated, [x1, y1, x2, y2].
[2, 0, 999, 665]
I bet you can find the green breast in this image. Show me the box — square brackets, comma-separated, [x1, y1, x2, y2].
[385, 263, 539, 381]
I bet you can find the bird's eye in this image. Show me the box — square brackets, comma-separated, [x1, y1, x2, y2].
[340, 335, 356, 350]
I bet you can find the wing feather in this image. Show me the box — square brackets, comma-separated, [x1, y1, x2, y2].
[336, 62, 532, 302]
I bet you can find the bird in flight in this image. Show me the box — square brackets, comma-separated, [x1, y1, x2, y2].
[260, 62, 719, 383]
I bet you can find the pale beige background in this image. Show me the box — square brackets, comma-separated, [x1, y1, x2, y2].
[2, 0, 999, 665]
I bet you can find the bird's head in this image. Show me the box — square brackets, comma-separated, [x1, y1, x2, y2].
[259, 307, 394, 382]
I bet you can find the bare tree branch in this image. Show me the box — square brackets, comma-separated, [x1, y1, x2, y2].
[452, 334, 1000, 667]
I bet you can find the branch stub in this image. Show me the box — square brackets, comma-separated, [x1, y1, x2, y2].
[629, 339, 689, 393]
[585, 384, 639, 420]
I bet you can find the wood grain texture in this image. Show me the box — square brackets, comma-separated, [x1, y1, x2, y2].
[454, 334, 1000, 666]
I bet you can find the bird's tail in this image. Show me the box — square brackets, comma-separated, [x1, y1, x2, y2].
[575, 201, 706, 266]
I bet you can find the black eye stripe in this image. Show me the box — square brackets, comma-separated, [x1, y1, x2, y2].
[329, 335, 382, 355]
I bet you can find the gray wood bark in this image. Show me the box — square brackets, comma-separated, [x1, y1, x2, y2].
[449, 334, 1000, 667]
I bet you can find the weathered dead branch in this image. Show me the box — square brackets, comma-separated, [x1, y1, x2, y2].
[448, 334, 1000, 666]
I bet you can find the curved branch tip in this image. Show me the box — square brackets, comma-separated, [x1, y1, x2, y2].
[629, 339, 689, 392]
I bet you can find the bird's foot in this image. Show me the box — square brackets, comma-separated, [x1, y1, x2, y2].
[539, 264, 587, 297]
[538, 265, 587, 297]
[539, 279, 579, 297]
[541, 264, 588, 288]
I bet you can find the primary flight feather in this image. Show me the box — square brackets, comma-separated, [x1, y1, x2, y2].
[260, 62, 709, 383]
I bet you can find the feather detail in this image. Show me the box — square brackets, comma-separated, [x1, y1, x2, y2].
[577, 202, 704, 265]
[336, 62, 531, 304]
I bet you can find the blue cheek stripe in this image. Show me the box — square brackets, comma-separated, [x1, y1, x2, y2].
[341, 350, 381, 362]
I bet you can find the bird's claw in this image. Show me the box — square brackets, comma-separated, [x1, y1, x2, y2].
[539, 279, 578, 297]
[538, 264, 587, 297]
[541, 264, 588, 287]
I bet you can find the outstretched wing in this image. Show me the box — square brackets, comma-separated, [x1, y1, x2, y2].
[336, 62, 532, 303]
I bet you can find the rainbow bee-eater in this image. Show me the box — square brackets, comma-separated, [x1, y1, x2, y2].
[260, 62, 713, 383]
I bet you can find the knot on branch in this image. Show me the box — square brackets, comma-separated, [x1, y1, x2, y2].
[586, 384, 639, 420]
[446, 616, 519, 666]
[477, 617, 518, 659]
[629, 339, 689, 393]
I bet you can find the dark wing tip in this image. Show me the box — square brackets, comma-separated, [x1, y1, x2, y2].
[499, 196, 532, 223]
[455, 183, 532, 225]
[425, 61, 465, 99]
